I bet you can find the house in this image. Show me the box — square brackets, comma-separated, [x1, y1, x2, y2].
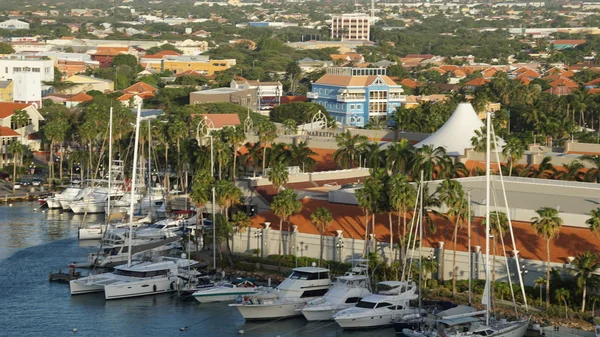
[308, 67, 405, 127]
[549, 77, 579, 88]
[0, 125, 19, 165]
[64, 92, 93, 108]
[399, 78, 419, 89]
[0, 19, 30, 30]
[190, 30, 211, 38]
[117, 94, 147, 107]
[117, 82, 157, 107]
[62, 75, 114, 93]
[464, 77, 490, 90]
[145, 55, 235, 76]
[550, 40, 586, 50]
[230, 79, 283, 110]
[189, 87, 257, 107]
[0, 102, 44, 151]
[298, 58, 333, 73]
[0, 57, 55, 103]
[90, 46, 136, 68]
[194, 114, 241, 134]
[585, 78, 600, 88]
[330, 53, 365, 65]
[0, 81, 13, 102]
[122, 82, 158, 95]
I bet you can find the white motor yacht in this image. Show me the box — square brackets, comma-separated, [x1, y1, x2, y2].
[333, 281, 418, 329]
[229, 265, 331, 320]
[301, 272, 371, 321]
[70, 257, 197, 299]
[46, 186, 81, 209]
[193, 279, 268, 303]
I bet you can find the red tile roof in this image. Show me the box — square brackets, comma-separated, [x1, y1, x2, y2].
[249, 198, 600, 264]
[549, 77, 579, 88]
[197, 114, 241, 128]
[66, 92, 93, 102]
[123, 82, 158, 94]
[143, 50, 180, 59]
[400, 78, 419, 89]
[517, 77, 531, 85]
[0, 126, 19, 137]
[465, 78, 490, 86]
[551, 39, 586, 46]
[588, 88, 600, 95]
[544, 86, 575, 95]
[585, 78, 600, 86]
[93, 46, 130, 56]
[280, 96, 307, 104]
[0, 102, 31, 118]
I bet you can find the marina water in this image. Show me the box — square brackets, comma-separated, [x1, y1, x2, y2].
[0, 203, 393, 337]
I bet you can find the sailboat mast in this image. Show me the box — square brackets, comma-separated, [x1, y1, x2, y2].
[485, 111, 491, 325]
[147, 119, 152, 214]
[127, 104, 142, 267]
[468, 190, 472, 306]
[107, 107, 113, 222]
[418, 173, 424, 311]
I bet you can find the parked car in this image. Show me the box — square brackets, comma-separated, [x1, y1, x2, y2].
[19, 178, 31, 186]
[13, 182, 21, 190]
[32, 178, 43, 186]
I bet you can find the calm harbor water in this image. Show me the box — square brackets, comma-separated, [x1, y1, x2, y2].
[0, 202, 395, 337]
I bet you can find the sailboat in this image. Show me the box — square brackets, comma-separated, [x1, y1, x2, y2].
[69, 104, 197, 299]
[400, 112, 528, 337]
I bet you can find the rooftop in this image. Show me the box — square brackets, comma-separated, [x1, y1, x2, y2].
[0, 102, 32, 118]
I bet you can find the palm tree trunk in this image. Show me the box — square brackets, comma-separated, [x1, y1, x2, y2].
[319, 233, 323, 263]
[12, 154, 16, 193]
[388, 212, 393, 263]
[508, 161, 513, 177]
[371, 213, 376, 254]
[232, 146, 237, 181]
[262, 145, 267, 176]
[49, 140, 54, 180]
[546, 238, 551, 309]
[582, 281, 587, 313]
[164, 146, 170, 193]
[88, 141, 93, 179]
[452, 220, 458, 296]
[278, 218, 283, 255]
[59, 142, 64, 180]
[287, 219, 292, 255]
[363, 210, 369, 256]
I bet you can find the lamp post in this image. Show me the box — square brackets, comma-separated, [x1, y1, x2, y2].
[336, 239, 345, 262]
[254, 229, 263, 257]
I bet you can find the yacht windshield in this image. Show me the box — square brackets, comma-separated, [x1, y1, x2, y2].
[355, 301, 377, 309]
[289, 271, 329, 280]
[113, 269, 169, 277]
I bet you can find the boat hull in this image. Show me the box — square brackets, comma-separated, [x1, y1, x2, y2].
[104, 277, 177, 300]
[335, 313, 394, 329]
[193, 289, 261, 303]
[78, 227, 103, 240]
[69, 278, 104, 295]
[71, 202, 105, 214]
[301, 307, 339, 321]
[492, 321, 528, 337]
[46, 198, 61, 209]
[232, 301, 306, 320]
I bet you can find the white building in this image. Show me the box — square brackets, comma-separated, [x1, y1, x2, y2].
[331, 14, 371, 41]
[230, 79, 283, 110]
[0, 19, 30, 30]
[0, 57, 54, 107]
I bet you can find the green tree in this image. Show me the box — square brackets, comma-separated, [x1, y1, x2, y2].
[502, 137, 525, 176]
[334, 131, 367, 169]
[214, 179, 242, 266]
[412, 145, 450, 180]
[11, 109, 29, 167]
[269, 102, 326, 125]
[311, 207, 333, 263]
[288, 141, 317, 172]
[0, 42, 15, 54]
[112, 54, 140, 72]
[385, 139, 413, 175]
[534, 277, 545, 307]
[190, 170, 214, 251]
[572, 251, 600, 313]
[555, 288, 570, 319]
[8, 140, 22, 193]
[224, 125, 246, 180]
[582, 155, 600, 183]
[43, 114, 70, 180]
[388, 174, 416, 262]
[271, 189, 302, 256]
[587, 208, 600, 236]
[531, 206, 563, 309]
[257, 120, 277, 175]
[267, 162, 289, 195]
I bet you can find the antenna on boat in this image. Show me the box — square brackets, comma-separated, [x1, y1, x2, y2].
[127, 104, 142, 267]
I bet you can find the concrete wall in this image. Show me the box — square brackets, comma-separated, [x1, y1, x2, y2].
[248, 168, 370, 187]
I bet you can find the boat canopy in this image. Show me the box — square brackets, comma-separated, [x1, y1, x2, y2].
[438, 316, 480, 326]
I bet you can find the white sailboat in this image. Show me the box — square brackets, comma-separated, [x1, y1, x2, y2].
[401, 111, 528, 337]
[70, 104, 196, 299]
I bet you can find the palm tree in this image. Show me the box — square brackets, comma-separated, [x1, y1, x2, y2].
[421, 257, 438, 289]
[502, 137, 525, 176]
[388, 174, 416, 262]
[271, 189, 301, 256]
[214, 180, 243, 266]
[557, 161, 584, 181]
[230, 211, 252, 253]
[587, 208, 600, 236]
[8, 140, 22, 193]
[258, 121, 277, 175]
[483, 211, 509, 299]
[582, 155, 600, 183]
[534, 277, 545, 307]
[572, 251, 600, 312]
[213, 136, 232, 180]
[436, 179, 467, 296]
[190, 170, 214, 251]
[288, 141, 317, 172]
[267, 162, 289, 195]
[385, 139, 413, 175]
[591, 295, 600, 316]
[531, 206, 563, 308]
[225, 125, 246, 180]
[11, 109, 29, 167]
[555, 288, 570, 319]
[522, 156, 555, 179]
[311, 207, 333, 263]
[412, 145, 450, 180]
[355, 179, 383, 257]
[333, 131, 367, 169]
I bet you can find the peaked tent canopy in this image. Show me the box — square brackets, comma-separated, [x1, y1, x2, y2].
[414, 102, 503, 156]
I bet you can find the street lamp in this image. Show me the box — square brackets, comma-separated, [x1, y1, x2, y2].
[336, 239, 345, 262]
[254, 229, 263, 257]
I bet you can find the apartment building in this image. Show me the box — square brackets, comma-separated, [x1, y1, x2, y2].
[330, 14, 371, 41]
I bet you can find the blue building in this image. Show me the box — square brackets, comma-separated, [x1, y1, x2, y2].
[308, 67, 405, 127]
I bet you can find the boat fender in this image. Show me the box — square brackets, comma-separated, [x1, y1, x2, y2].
[153, 284, 157, 292]
[236, 296, 243, 304]
[170, 282, 175, 291]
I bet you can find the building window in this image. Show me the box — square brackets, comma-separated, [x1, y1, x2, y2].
[350, 104, 355, 110]
[32, 68, 40, 72]
[369, 90, 388, 100]
[369, 101, 388, 115]
[357, 104, 362, 109]
[13, 67, 21, 72]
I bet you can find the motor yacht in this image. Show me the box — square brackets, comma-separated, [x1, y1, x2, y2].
[70, 256, 197, 300]
[193, 279, 268, 303]
[229, 265, 331, 320]
[333, 281, 418, 329]
[46, 186, 81, 209]
[301, 261, 371, 321]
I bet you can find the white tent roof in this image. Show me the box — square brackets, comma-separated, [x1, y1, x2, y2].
[414, 102, 502, 156]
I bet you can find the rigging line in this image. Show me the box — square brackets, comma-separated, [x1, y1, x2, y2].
[79, 124, 110, 229]
[400, 181, 422, 284]
[179, 306, 230, 330]
[491, 122, 528, 312]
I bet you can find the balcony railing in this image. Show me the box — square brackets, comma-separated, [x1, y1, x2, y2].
[337, 95, 365, 102]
